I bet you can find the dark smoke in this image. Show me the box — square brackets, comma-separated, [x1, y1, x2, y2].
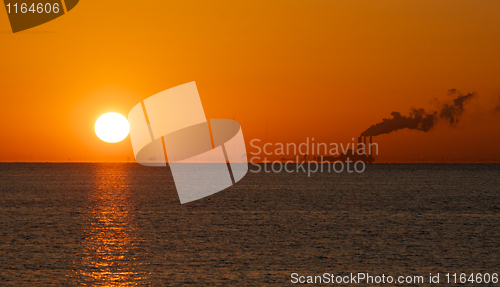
[439, 91, 475, 124]
[494, 96, 500, 114]
[361, 90, 475, 137]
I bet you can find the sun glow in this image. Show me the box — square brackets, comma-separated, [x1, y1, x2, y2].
[95, 112, 130, 143]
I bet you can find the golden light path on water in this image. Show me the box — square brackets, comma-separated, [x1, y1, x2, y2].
[75, 164, 150, 286]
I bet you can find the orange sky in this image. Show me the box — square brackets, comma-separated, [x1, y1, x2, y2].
[1, 0, 500, 163]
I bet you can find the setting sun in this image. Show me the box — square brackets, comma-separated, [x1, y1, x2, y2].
[95, 112, 130, 143]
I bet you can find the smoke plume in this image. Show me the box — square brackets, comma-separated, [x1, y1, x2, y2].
[361, 90, 475, 137]
[494, 96, 500, 114]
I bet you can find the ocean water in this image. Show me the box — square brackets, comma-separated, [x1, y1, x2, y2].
[0, 163, 499, 285]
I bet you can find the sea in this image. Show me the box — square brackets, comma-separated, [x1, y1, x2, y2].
[0, 163, 499, 286]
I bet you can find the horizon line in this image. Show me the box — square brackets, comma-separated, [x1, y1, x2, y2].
[0, 161, 499, 164]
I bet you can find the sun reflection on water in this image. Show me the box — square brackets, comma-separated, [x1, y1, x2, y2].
[75, 164, 150, 286]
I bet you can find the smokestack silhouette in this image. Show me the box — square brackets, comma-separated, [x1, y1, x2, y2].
[361, 90, 475, 137]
